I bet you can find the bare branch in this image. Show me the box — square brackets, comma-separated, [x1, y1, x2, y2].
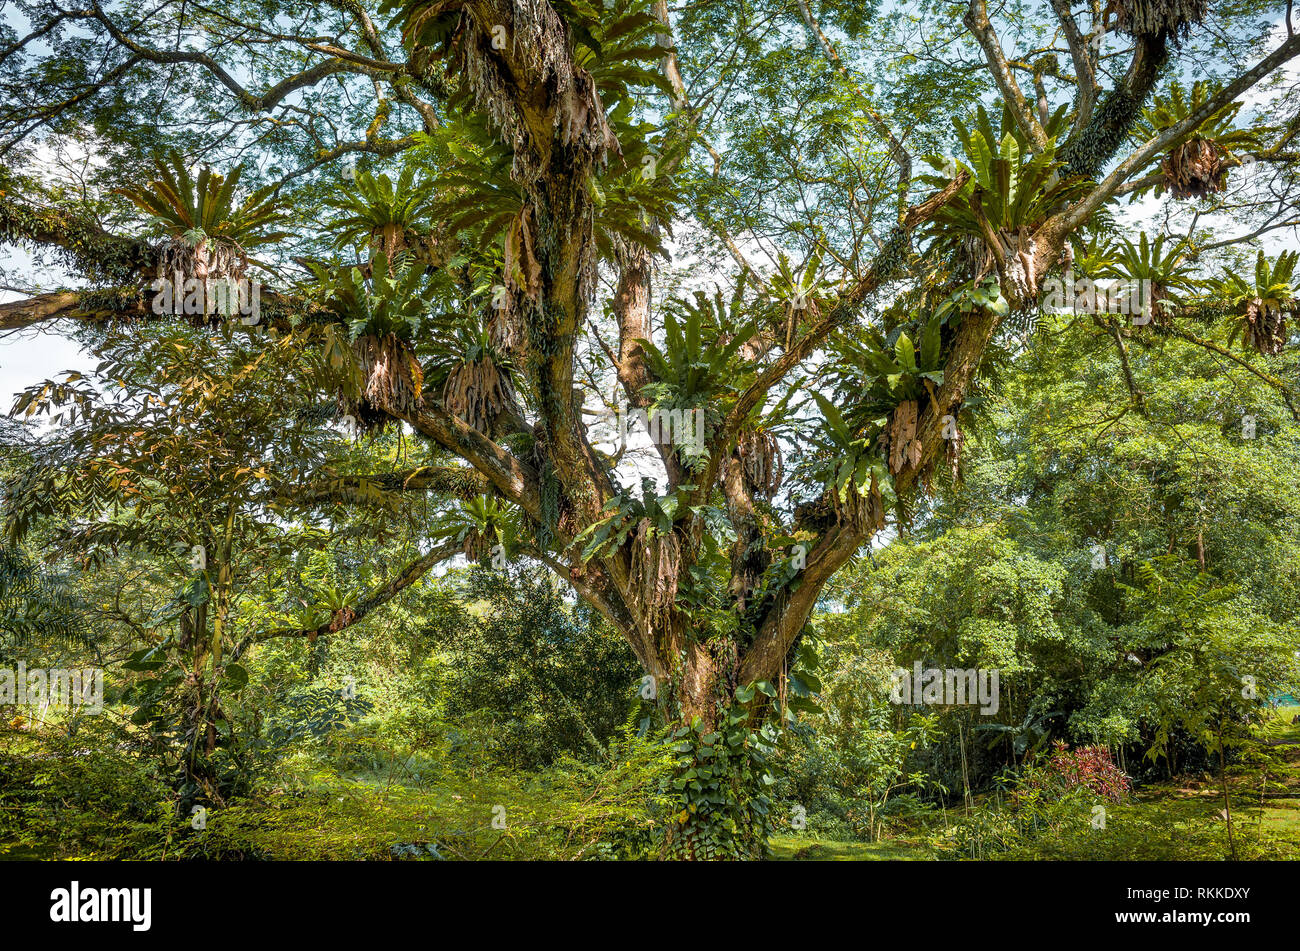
[964, 0, 1049, 150]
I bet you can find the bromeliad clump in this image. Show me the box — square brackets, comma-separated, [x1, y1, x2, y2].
[1161, 137, 1227, 199]
[1213, 250, 1298, 357]
[433, 495, 517, 565]
[326, 164, 443, 268]
[1130, 81, 1264, 202]
[117, 153, 286, 316]
[427, 313, 518, 436]
[919, 106, 1088, 306]
[311, 252, 431, 424]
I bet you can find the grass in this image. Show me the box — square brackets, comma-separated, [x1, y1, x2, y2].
[1259, 705, 1300, 745]
[770, 835, 929, 861]
[8, 714, 1300, 861]
[1260, 797, 1300, 838]
[769, 738, 1300, 861]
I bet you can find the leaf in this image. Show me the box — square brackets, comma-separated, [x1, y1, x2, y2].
[895, 332, 917, 372]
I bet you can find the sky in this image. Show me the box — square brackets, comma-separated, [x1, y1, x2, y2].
[0, 246, 95, 413]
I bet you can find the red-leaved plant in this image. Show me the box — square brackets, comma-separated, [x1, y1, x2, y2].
[1032, 741, 1131, 803]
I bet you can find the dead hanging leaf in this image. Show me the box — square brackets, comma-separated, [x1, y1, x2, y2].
[443, 355, 511, 434]
[1243, 298, 1289, 356]
[629, 521, 681, 628]
[1109, 0, 1208, 40]
[947, 425, 965, 484]
[353, 333, 425, 416]
[412, 222, 453, 269]
[558, 69, 618, 155]
[504, 207, 542, 300]
[562, 80, 590, 148]
[737, 429, 784, 498]
[827, 466, 885, 533]
[888, 400, 918, 475]
[487, 292, 522, 353]
[461, 532, 484, 563]
[155, 236, 251, 324]
[1162, 137, 1227, 199]
[328, 607, 357, 633]
[370, 223, 407, 266]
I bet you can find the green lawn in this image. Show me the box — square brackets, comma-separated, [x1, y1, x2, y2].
[1260, 705, 1300, 745]
[1260, 797, 1300, 838]
[770, 835, 929, 861]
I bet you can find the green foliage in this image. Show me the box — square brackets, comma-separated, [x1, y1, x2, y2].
[431, 495, 519, 564]
[421, 307, 513, 384]
[0, 720, 181, 859]
[115, 152, 287, 247]
[804, 389, 892, 507]
[575, 478, 691, 562]
[1123, 557, 1296, 772]
[325, 164, 436, 256]
[1095, 231, 1200, 312]
[920, 104, 1089, 258]
[309, 252, 435, 341]
[5, 0, 1300, 866]
[433, 567, 641, 770]
[941, 767, 1288, 860]
[663, 692, 779, 860]
[0, 195, 152, 285]
[639, 288, 756, 406]
[0, 545, 103, 657]
[633, 293, 756, 472]
[425, 124, 522, 254]
[776, 647, 945, 842]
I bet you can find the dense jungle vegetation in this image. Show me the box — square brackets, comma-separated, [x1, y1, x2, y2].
[0, 0, 1298, 860]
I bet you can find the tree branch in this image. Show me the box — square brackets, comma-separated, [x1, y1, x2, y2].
[964, 0, 1048, 150]
[241, 539, 460, 651]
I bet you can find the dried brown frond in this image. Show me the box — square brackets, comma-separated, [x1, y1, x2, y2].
[1108, 0, 1208, 41]
[827, 469, 886, 534]
[370, 223, 408, 267]
[882, 399, 922, 476]
[352, 333, 426, 418]
[629, 521, 681, 630]
[736, 429, 784, 498]
[1243, 298, 1291, 356]
[1162, 137, 1227, 199]
[157, 235, 250, 285]
[442, 354, 511, 434]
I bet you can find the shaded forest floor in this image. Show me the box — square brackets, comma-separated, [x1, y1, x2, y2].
[3, 708, 1299, 861]
[774, 707, 1300, 860]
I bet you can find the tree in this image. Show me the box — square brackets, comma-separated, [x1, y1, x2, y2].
[2, 0, 1299, 856]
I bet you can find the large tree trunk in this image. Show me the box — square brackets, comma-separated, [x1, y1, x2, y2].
[654, 613, 775, 860]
